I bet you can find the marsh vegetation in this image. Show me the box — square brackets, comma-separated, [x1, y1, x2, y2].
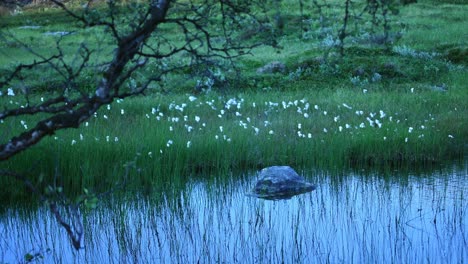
[0, 0, 467, 262]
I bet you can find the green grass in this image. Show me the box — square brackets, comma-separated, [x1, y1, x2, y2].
[0, 1, 467, 201]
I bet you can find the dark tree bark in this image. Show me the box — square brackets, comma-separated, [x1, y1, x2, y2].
[0, 0, 263, 161]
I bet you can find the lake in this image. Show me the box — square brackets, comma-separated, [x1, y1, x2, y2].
[1, 166, 467, 263]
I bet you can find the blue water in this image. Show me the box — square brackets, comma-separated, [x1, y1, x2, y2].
[1, 166, 467, 263]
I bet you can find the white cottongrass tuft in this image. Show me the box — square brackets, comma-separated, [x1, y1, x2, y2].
[342, 103, 352, 109]
[166, 140, 173, 147]
[7, 88, 15, 96]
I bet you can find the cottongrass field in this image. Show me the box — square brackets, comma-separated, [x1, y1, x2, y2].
[2, 78, 467, 200]
[1, 167, 467, 263]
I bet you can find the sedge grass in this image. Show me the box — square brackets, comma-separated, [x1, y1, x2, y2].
[1, 83, 466, 200]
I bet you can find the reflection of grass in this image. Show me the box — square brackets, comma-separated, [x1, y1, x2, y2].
[1, 171, 467, 262]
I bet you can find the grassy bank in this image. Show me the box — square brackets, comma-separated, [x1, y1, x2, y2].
[0, 1, 467, 201]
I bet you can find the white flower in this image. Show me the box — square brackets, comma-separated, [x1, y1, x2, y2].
[268, 130, 274, 135]
[297, 123, 302, 129]
[342, 103, 352, 109]
[71, 140, 76, 145]
[379, 110, 386, 118]
[359, 123, 365, 128]
[448, 135, 454, 138]
[103, 115, 108, 119]
[194, 116, 200, 122]
[323, 111, 327, 115]
[405, 137, 408, 143]
[114, 137, 119, 142]
[189, 96, 197, 102]
[7, 88, 15, 96]
[169, 126, 173, 131]
[187, 141, 191, 148]
[303, 113, 309, 118]
[106, 136, 110, 142]
[253, 127, 259, 135]
[375, 119, 382, 128]
[107, 105, 111, 110]
[219, 126, 223, 132]
[121, 109, 125, 115]
[235, 111, 242, 117]
[408, 127, 413, 133]
[166, 140, 173, 147]
[80, 134, 84, 141]
[334, 116, 339, 122]
[314, 105, 319, 110]
[323, 128, 328, 133]
[339, 126, 343, 132]
[307, 133, 312, 138]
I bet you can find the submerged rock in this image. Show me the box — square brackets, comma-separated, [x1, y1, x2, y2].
[250, 166, 316, 200]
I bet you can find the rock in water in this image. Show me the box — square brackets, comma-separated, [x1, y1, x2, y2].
[251, 166, 316, 200]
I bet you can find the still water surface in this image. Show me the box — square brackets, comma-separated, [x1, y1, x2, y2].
[1, 167, 467, 263]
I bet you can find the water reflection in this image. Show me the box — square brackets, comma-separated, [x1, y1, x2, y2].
[1, 167, 467, 263]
